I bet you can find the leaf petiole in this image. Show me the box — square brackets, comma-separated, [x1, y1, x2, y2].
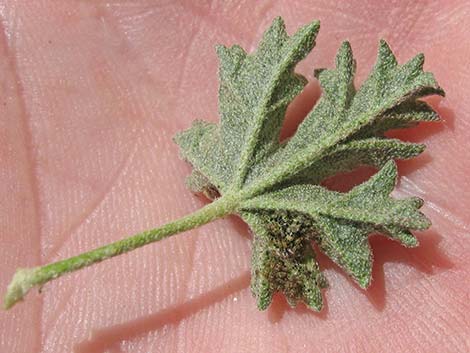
[3, 193, 241, 310]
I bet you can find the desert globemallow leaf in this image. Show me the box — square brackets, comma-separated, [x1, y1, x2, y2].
[4, 17, 443, 313]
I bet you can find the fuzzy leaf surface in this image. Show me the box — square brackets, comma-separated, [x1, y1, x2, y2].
[175, 17, 320, 192]
[242, 161, 427, 288]
[174, 17, 443, 310]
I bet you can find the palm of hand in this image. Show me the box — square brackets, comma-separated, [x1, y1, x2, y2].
[1, 1, 469, 352]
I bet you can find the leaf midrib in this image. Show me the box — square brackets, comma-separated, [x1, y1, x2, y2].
[231, 24, 318, 191]
[242, 85, 434, 198]
[241, 197, 423, 229]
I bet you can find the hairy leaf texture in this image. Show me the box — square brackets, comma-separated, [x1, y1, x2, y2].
[174, 17, 443, 310]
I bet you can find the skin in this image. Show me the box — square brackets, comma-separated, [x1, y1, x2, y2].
[1, 0, 469, 352]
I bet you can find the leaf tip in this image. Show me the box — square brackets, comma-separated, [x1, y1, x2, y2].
[435, 86, 446, 97]
[214, 44, 227, 57]
[415, 52, 425, 66]
[306, 298, 323, 312]
[306, 19, 321, 32]
[215, 43, 246, 58]
[337, 40, 352, 58]
[378, 39, 392, 54]
[335, 41, 355, 73]
[414, 143, 427, 155]
[410, 196, 425, 209]
[340, 40, 352, 51]
[294, 19, 321, 57]
[271, 15, 285, 28]
[304, 287, 324, 311]
[377, 39, 397, 67]
[404, 235, 420, 248]
[356, 273, 372, 289]
[255, 290, 273, 311]
[417, 214, 432, 230]
[173, 119, 209, 146]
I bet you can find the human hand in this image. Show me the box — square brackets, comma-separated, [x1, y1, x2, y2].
[1, 1, 469, 352]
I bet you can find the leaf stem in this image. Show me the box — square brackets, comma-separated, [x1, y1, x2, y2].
[3, 194, 240, 310]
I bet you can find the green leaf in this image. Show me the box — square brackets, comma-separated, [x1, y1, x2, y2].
[245, 40, 442, 190]
[242, 161, 429, 230]
[175, 18, 443, 311]
[177, 16, 320, 192]
[241, 161, 426, 288]
[5, 17, 444, 312]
